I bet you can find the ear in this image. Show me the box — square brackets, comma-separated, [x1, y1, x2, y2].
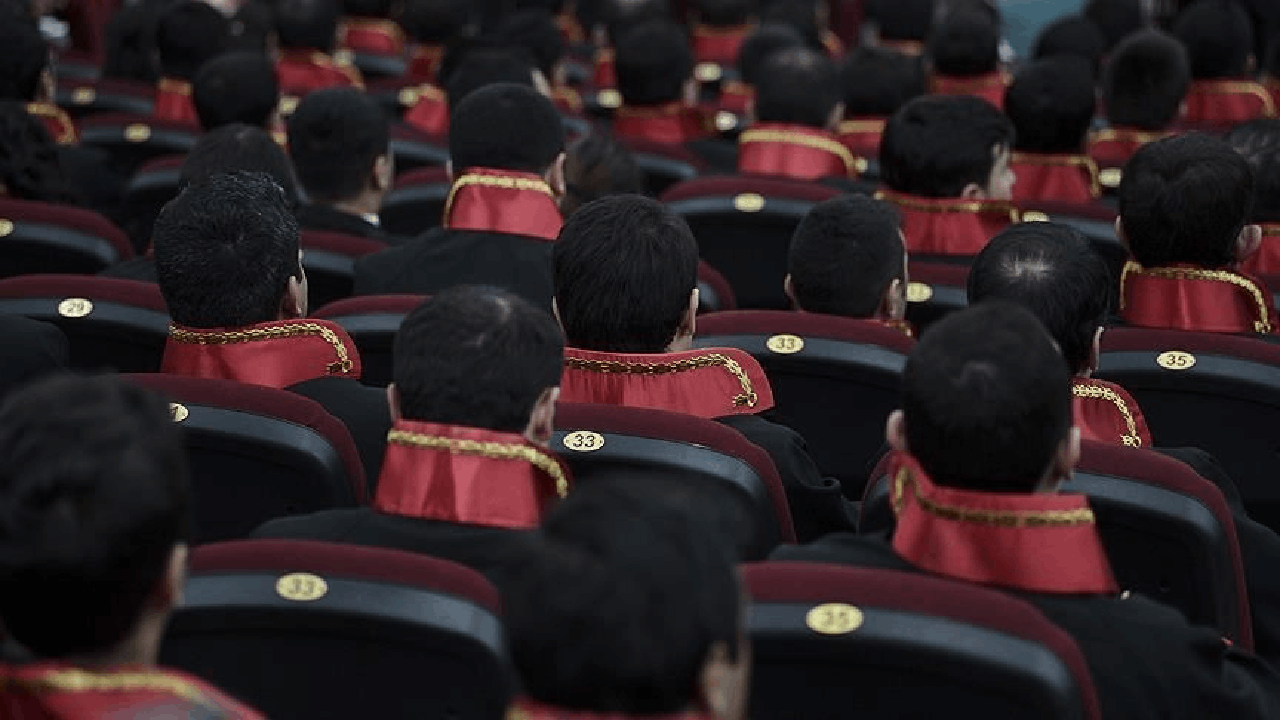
[545, 152, 568, 199]
[885, 409, 907, 452]
[1045, 426, 1081, 492]
[1085, 326, 1103, 377]
[523, 386, 560, 447]
[1114, 217, 1129, 253]
[445, 159, 454, 182]
[551, 297, 565, 332]
[959, 182, 986, 200]
[683, 77, 699, 106]
[667, 288, 699, 352]
[783, 273, 797, 309]
[148, 543, 188, 613]
[385, 382, 402, 422]
[38, 67, 55, 103]
[882, 277, 907, 321]
[372, 152, 393, 192]
[697, 641, 747, 720]
[744, 96, 756, 126]
[281, 274, 306, 319]
[825, 101, 846, 132]
[1236, 224, 1262, 263]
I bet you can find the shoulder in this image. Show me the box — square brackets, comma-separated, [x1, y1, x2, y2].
[770, 532, 908, 570]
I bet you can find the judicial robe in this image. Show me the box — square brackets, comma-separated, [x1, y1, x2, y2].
[1071, 377, 1152, 448]
[1009, 152, 1102, 203]
[153, 77, 198, 125]
[1182, 80, 1276, 126]
[338, 17, 405, 57]
[737, 123, 859, 181]
[1088, 127, 1170, 188]
[929, 71, 1010, 109]
[275, 49, 364, 98]
[25, 102, 77, 145]
[1240, 224, 1280, 276]
[296, 203, 398, 244]
[836, 117, 885, 167]
[1118, 260, 1276, 336]
[0, 662, 264, 719]
[877, 189, 1019, 256]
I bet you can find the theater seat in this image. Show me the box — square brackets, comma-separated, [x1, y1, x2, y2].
[0, 274, 166, 372]
[620, 138, 705, 196]
[55, 77, 156, 119]
[744, 562, 1102, 720]
[904, 259, 970, 333]
[861, 442, 1253, 648]
[0, 198, 132, 277]
[123, 375, 366, 542]
[1018, 201, 1126, 283]
[381, 166, 450, 237]
[696, 260, 737, 313]
[390, 124, 450, 174]
[311, 294, 426, 387]
[78, 113, 200, 176]
[161, 539, 510, 720]
[301, 230, 389, 308]
[118, 153, 186, 253]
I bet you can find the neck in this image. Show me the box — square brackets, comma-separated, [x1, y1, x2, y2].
[332, 193, 380, 218]
[64, 618, 162, 669]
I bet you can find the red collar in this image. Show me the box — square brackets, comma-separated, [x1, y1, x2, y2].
[1071, 378, 1150, 448]
[738, 123, 858, 180]
[25, 102, 77, 144]
[930, 71, 1009, 108]
[691, 22, 753, 64]
[509, 698, 715, 720]
[1119, 260, 1274, 335]
[339, 17, 405, 55]
[155, 77, 198, 125]
[442, 168, 563, 241]
[161, 318, 362, 388]
[613, 102, 708, 144]
[1184, 79, 1276, 123]
[407, 44, 444, 81]
[276, 50, 363, 91]
[1009, 152, 1101, 202]
[401, 83, 448, 136]
[559, 346, 774, 419]
[888, 453, 1119, 595]
[374, 420, 569, 529]
[877, 190, 1018, 256]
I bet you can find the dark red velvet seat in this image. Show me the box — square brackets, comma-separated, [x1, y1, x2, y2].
[389, 123, 449, 174]
[311, 294, 427, 387]
[77, 113, 200, 176]
[54, 77, 155, 119]
[123, 375, 366, 542]
[0, 274, 165, 372]
[380, 165, 451, 237]
[743, 562, 1103, 720]
[619, 138, 705, 197]
[119, 153, 186, 253]
[0, 198, 132, 276]
[696, 260, 737, 312]
[300, 230, 388, 308]
[160, 539, 509, 720]
[903, 259, 970, 333]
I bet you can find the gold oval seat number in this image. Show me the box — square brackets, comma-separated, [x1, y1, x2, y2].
[734, 193, 765, 213]
[169, 403, 189, 423]
[766, 334, 804, 355]
[906, 282, 933, 303]
[1156, 351, 1196, 371]
[124, 124, 151, 142]
[276, 572, 328, 602]
[58, 298, 93, 318]
[806, 603, 863, 635]
[562, 430, 605, 453]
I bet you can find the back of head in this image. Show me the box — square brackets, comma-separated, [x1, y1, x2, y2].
[0, 16, 47, 100]
[504, 481, 741, 714]
[400, 0, 472, 44]
[1004, 57, 1096, 153]
[393, 286, 564, 432]
[788, 195, 905, 317]
[736, 22, 806, 87]
[497, 10, 565, 79]
[276, 0, 341, 52]
[287, 86, 389, 203]
[1032, 16, 1106, 77]
[180, 123, 300, 202]
[155, 0, 231, 79]
[193, 52, 280, 131]
[758, 0, 823, 51]
[1083, 0, 1145, 51]
[968, 223, 1110, 375]
[1120, 133, 1253, 268]
[694, 0, 754, 27]
[444, 49, 537, 109]
[1171, 0, 1253, 79]
[103, 0, 164, 83]
[0, 101, 76, 204]
[866, 0, 934, 43]
[449, 82, 565, 174]
[554, 195, 699, 353]
[153, 171, 301, 328]
[753, 46, 840, 127]
[615, 19, 693, 107]
[562, 132, 643, 216]
[604, 0, 671, 45]
[840, 47, 927, 117]
[0, 375, 190, 658]
[902, 301, 1071, 492]
[1102, 30, 1190, 130]
[344, 0, 393, 17]
[1226, 119, 1280, 223]
[880, 94, 1014, 197]
[927, 8, 999, 77]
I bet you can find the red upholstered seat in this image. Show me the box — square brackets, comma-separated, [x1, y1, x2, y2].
[903, 259, 971, 334]
[160, 539, 509, 720]
[0, 198, 132, 276]
[696, 260, 737, 312]
[389, 123, 449, 173]
[381, 165, 451, 237]
[618, 138, 705, 197]
[54, 77, 155, 119]
[77, 112, 200, 176]
[119, 153, 186, 253]
[123, 375, 366, 542]
[300, 230, 389, 308]
[743, 562, 1103, 720]
[311, 294, 427, 387]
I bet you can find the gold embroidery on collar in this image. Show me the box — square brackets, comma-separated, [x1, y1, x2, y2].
[739, 128, 857, 175]
[837, 118, 886, 135]
[1261, 225, 1280, 238]
[933, 71, 1010, 93]
[1072, 381, 1141, 447]
[566, 353, 759, 408]
[692, 22, 755, 38]
[387, 430, 569, 497]
[0, 668, 204, 702]
[157, 77, 192, 95]
[443, 173, 554, 220]
[1120, 260, 1272, 334]
[876, 190, 1020, 221]
[1090, 127, 1169, 145]
[1011, 152, 1103, 197]
[894, 467, 1096, 527]
[1190, 80, 1277, 116]
[168, 323, 354, 374]
[24, 103, 76, 143]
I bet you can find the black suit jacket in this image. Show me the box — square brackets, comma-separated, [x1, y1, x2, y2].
[0, 315, 68, 399]
[288, 376, 391, 494]
[297, 203, 402, 245]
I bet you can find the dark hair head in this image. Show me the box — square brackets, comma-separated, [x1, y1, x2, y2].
[604, 0, 671, 46]
[1032, 16, 1106, 77]
[788, 195, 905, 317]
[839, 47, 927, 117]
[393, 286, 564, 432]
[287, 87, 389, 203]
[880, 94, 1014, 197]
[193, 52, 280, 131]
[1119, 133, 1254, 268]
[444, 49, 536, 109]
[0, 375, 191, 658]
[562, 132, 643, 216]
[736, 22, 806, 86]
[615, 20, 694, 106]
[866, 0, 934, 42]
[0, 101, 77, 204]
[758, 0, 824, 51]
[504, 481, 741, 713]
[276, 0, 341, 52]
[1172, 0, 1253, 79]
[155, 1, 231, 79]
[1083, 0, 1145, 51]
[1226, 118, 1280, 223]
[103, 0, 168, 82]
[968, 223, 1111, 375]
[228, 0, 276, 54]
[153, 171, 302, 328]
[694, 0, 754, 27]
[400, 0, 472, 43]
[554, 195, 699, 353]
[344, 0, 393, 16]
[449, 83, 565, 173]
[1004, 57, 1096, 153]
[0, 17, 47, 100]
[753, 46, 840, 127]
[927, 8, 999, 77]
[902, 301, 1072, 492]
[180, 123, 300, 203]
[1102, 30, 1189, 130]
[496, 10, 565, 78]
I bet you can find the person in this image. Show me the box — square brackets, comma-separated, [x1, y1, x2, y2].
[878, 94, 1018, 256]
[835, 47, 926, 165]
[152, 0, 230, 125]
[151, 171, 390, 485]
[1171, 0, 1275, 126]
[354, 83, 565, 311]
[255, 286, 566, 582]
[0, 375, 264, 719]
[399, 0, 471, 82]
[719, 21, 805, 120]
[0, 101, 77, 204]
[690, 0, 756, 72]
[1032, 15, 1106, 79]
[502, 482, 749, 720]
[560, 131, 643, 216]
[274, 0, 364, 98]
[586, 0, 671, 100]
[192, 52, 282, 134]
[1117, 133, 1274, 336]
[1003, 57, 1101, 203]
[553, 194, 854, 541]
[926, 8, 1008, 109]
[1083, 0, 1145, 52]
[403, 45, 539, 139]
[496, 9, 584, 115]
[0, 16, 75, 145]
[864, 0, 934, 56]
[771, 301, 1280, 719]
[758, 0, 843, 58]
[1228, 119, 1280, 274]
[338, 0, 404, 57]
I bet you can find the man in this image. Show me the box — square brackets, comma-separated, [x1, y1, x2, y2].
[690, 0, 756, 70]
[338, 0, 404, 57]
[1004, 57, 1101, 203]
[402, 46, 539, 139]
[0, 17, 74, 144]
[719, 22, 805, 120]
[1172, 0, 1275, 126]
[773, 302, 1280, 718]
[153, 0, 230, 125]
[0, 376, 263, 718]
[553, 194, 854, 540]
[274, 0, 364, 98]
[926, 8, 1008, 108]
[152, 171, 389, 485]
[255, 286, 566, 582]
[354, 83, 565, 311]
[193, 52, 283, 134]
[399, 0, 471, 82]
[835, 47, 926, 165]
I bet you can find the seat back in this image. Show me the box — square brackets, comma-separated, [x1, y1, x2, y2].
[390, 124, 450, 173]
[55, 77, 156, 119]
[903, 259, 970, 333]
[1018, 202, 1126, 293]
[118, 153, 186, 253]
[300, 230, 388, 308]
[161, 539, 510, 720]
[621, 138, 704, 196]
[381, 165, 451, 237]
[696, 260, 737, 313]
[0, 198, 132, 276]
[744, 562, 1102, 720]
[311, 294, 426, 387]
[123, 375, 366, 542]
[78, 113, 200, 175]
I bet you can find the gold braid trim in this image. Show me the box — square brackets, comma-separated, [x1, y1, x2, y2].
[1261, 225, 1280, 238]
[157, 77, 192, 95]
[876, 190, 1020, 222]
[739, 128, 857, 176]
[168, 323, 354, 374]
[0, 668, 204, 702]
[443, 173, 554, 220]
[387, 430, 569, 497]
[1011, 152, 1102, 197]
[837, 118, 885, 135]
[932, 71, 1010, 93]
[1072, 382, 1142, 447]
[892, 467, 1096, 527]
[1090, 127, 1169, 145]
[1120, 261, 1271, 334]
[565, 354, 758, 408]
[1191, 80, 1277, 117]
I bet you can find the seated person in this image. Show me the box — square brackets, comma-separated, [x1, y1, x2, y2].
[836, 47, 927, 164]
[153, 171, 390, 484]
[719, 21, 806, 119]
[288, 87, 397, 243]
[772, 301, 1280, 719]
[0, 101, 78, 204]
[403, 46, 538, 139]
[553, 194, 854, 540]
[497, 9, 584, 115]
[926, 8, 1008, 108]
[863, 0, 934, 56]
[0, 376, 264, 719]
[193, 52, 283, 135]
[338, 0, 404, 57]
[1031, 16, 1106, 80]
[758, 0, 843, 59]
[560, 132, 643, 216]
[1117, 133, 1274, 336]
[153, 1, 230, 125]
[1172, 0, 1275, 126]
[690, 0, 757, 71]
[1004, 57, 1101, 203]
[355, 83, 565, 311]
[400, 0, 469, 82]
[878, 95, 1018, 256]
[1227, 119, 1280, 275]
[255, 286, 564, 582]
[588, 0, 671, 99]
[0, 17, 75, 144]
[274, 0, 364, 99]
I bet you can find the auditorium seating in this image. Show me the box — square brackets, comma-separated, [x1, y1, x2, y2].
[903, 259, 970, 333]
[380, 165, 450, 237]
[311, 294, 426, 387]
[389, 124, 450, 174]
[55, 77, 155, 119]
[77, 113, 200, 175]
[118, 153, 186, 253]
[619, 138, 705, 196]
[300, 230, 389, 308]
[696, 260, 737, 313]
[0, 198, 133, 277]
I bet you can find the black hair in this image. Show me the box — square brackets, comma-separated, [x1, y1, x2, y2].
[515, 0, 569, 11]
[1032, 16, 1106, 77]
[444, 49, 536, 109]
[496, 9, 565, 79]
[1004, 57, 1096, 153]
[1172, 0, 1253, 79]
[449, 82, 565, 173]
[276, 0, 341, 52]
[866, 0, 934, 42]
[400, 0, 472, 43]
[193, 52, 280, 131]
[603, 0, 671, 46]
[1083, 0, 1145, 51]
[736, 22, 806, 87]
[180, 123, 301, 204]
[1102, 30, 1190, 130]
[839, 47, 927, 117]
[554, 195, 699, 353]
[562, 132, 643, 216]
[927, 8, 999, 77]
[788, 195, 905, 318]
[0, 375, 191, 658]
[757, 0, 823, 51]
[880, 94, 1014, 197]
[1119, 133, 1254, 269]
[753, 46, 840, 127]
[504, 481, 741, 714]
[344, 0, 393, 17]
[155, 1, 231, 79]
[615, 19, 694, 106]
[153, 171, 302, 328]
[0, 101, 78, 204]
[102, 0, 165, 82]
[393, 286, 564, 432]
[0, 17, 47, 100]
[694, 0, 754, 27]
[287, 86, 389, 202]
[902, 301, 1072, 492]
[1226, 118, 1280, 223]
[229, 0, 277, 54]
[968, 223, 1111, 375]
